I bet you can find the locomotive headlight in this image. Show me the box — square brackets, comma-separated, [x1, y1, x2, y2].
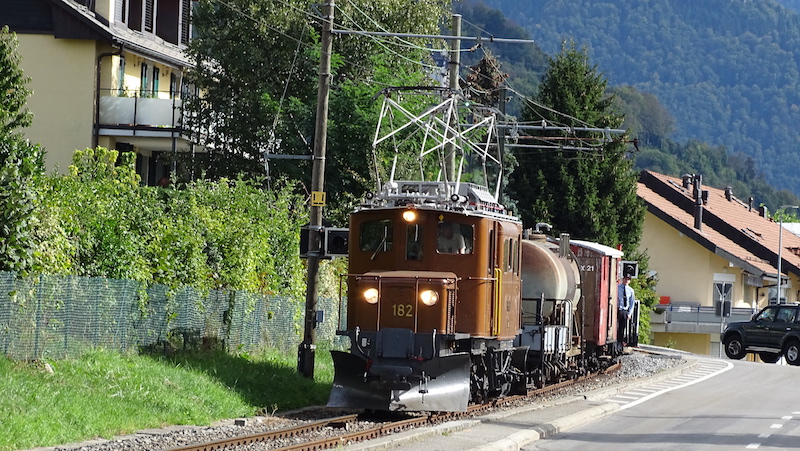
[420, 289, 439, 306]
[363, 288, 379, 304]
[402, 210, 417, 223]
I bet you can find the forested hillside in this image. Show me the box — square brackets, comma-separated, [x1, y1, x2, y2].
[777, 0, 800, 12]
[467, 0, 800, 199]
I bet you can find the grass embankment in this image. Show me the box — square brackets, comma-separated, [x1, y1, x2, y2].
[0, 348, 334, 451]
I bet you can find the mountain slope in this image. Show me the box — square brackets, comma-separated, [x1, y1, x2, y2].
[471, 0, 800, 196]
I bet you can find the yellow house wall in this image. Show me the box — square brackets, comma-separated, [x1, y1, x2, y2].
[653, 332, 711, 355]
[16, 34, 182, 174]
[642, 212, 747, 307]
[17, 35, 98, 173]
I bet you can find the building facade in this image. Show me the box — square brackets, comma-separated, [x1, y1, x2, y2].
[2, 0, 198, 185]
[638, 170, 800, 357]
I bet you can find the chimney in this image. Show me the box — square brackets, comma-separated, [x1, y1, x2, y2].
[749, 197, 754, 211]
[693, 175, 703, 230]
[759, 205, 768, 217]
[725, 186, 733, 201]
[682, 174, 692, 189]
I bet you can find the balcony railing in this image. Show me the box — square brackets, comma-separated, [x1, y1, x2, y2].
[652, 303, 756, 325]
[98, 89, 184, 129]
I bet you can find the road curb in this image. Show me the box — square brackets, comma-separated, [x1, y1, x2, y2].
[467, 402, 620, 451]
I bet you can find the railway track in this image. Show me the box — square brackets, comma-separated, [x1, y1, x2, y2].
[163, 361, 621, 451]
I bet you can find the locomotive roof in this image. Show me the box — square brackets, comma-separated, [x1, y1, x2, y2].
[355, 179, 520, 222]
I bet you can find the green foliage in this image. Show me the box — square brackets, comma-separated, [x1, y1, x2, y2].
[610, 85, 675, 148]
[474, 0, 800, 199]
[32, 147, 307, 297]
[507, 43, 644, 251]
[184, 0, 450, 224]
[0, 26, 44, 274]
[0, 27, 32, 135]
[0, 139, 43, 274]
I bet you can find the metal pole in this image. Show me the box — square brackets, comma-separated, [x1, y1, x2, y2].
[777, 205, 799, 304]
[298, 0, 334, 379]
[778, 213, 784, 304]
[444, 14, 461, 183]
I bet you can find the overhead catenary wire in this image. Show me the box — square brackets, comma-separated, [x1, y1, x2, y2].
[206, 0, 626, 159]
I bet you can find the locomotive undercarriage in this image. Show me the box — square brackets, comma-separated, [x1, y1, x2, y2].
[329, 328, 537, 412]
[329, 328, 473, 411]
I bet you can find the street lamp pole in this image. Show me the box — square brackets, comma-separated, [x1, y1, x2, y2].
[777, 205, 799, 304]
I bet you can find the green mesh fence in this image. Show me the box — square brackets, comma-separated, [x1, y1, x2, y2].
[0, 271, 344, 360]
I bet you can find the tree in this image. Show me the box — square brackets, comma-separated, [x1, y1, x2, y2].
[184, 0, 450, 223]
[0, 26, 44, 274]
[507, 42, 644, 251]
[611, 85, 675, 148]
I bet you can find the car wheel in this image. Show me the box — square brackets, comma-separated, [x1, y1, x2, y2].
[724, 335, 746, 360]
[784, 340, 800, 366]
[759, 352, 781, 364]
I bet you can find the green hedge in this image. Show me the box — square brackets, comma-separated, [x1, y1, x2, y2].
[31, 147, 308, 299]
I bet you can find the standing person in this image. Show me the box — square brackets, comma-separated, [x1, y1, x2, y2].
[618, 276, 635, 347]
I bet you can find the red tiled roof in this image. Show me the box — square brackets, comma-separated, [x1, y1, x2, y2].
[638, 170, 800, 279]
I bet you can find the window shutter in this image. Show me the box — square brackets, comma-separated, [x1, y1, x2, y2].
[144, 0, 154, 33]
[180, 0, 191, 45]
[115, 0, 125, 23]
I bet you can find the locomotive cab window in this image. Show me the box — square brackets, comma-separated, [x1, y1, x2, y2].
[360, 220, 393, 254]
[437, 221, 473, 254]
[406, 224, 423, 260]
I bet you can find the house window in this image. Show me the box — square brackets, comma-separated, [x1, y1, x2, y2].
[117, 56, 126, 96]
[152, 67, 160, 96]
[129, 0, 142, 30]
[140, 63, 148, 97]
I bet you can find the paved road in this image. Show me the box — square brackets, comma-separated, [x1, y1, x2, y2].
[526, 358, 800, 450]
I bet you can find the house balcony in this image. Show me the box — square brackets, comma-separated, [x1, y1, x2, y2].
[650, 302, 756, 335]
[97, 90, 194, 153]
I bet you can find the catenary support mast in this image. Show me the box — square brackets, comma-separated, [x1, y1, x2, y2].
[298, 0, 334, 379]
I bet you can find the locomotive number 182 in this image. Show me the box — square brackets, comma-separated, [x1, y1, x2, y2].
[393, 304, 413, 317]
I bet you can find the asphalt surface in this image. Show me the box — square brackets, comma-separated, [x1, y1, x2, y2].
[346, 346, 704, 451]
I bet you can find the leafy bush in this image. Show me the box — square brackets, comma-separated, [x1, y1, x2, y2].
[0, 26, 44, 274]
[32, 147, 307, 298]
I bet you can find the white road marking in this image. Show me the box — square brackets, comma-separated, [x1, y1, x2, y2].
[618, 360, 733, 411]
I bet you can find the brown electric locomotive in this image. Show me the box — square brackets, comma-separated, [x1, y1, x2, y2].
[326, 91, 628, 412]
